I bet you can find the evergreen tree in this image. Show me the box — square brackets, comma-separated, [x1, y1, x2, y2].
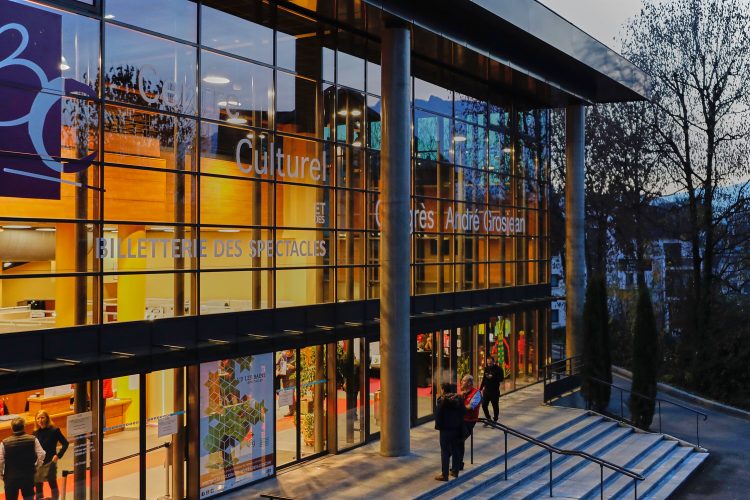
[582, 275, 612, 412]
[629, 285, 659, 429]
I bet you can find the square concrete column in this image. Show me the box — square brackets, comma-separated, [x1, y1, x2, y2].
[565, 104, 586, 359]
[380, 17, 411, 457]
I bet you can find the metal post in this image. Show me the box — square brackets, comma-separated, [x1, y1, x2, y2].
[380, 15, 411, 457]
[470, 432, 474, 464]
[696, 413, 700, 447]
[504, 431, 508, 480]
[634, 478, 638, 499]
[549, 451, 553, 497]
[658, 400, 662, 433]
[620, 389, 624, 419]
[565, 104, 586, 359]
[600, 465, 604, 499]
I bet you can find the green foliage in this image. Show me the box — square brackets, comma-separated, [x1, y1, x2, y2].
[582, 275, 612, 412]
[629, 286, 659, 430]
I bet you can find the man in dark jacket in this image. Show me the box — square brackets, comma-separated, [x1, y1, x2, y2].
[434, 383, 465, 481]
[480, 357, 504, 424]
[0, 417, 45, 500]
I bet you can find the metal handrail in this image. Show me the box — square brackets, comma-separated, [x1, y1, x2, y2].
[543, 355, 583, 380]
[587, 376, 708, 447]
[478, 417, 644, 499]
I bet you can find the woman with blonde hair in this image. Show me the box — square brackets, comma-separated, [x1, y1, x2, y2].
[33, 410, 69, 500]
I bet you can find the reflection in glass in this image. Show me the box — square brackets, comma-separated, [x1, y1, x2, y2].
[275, 349, 298, 465]
[337, 339, 364, 449]
[415, 332, 434, 419]
[105, 25, 197, 115]
[201, 51, 272, 129]
[299, 345, 327, 457]
[201, 2, 273, 63]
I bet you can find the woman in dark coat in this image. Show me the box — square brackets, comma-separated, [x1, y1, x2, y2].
[434, 383, 466, 481]
[34, 410, 69, 500]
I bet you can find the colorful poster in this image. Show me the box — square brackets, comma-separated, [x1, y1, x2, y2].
[199, 354, 274, 498]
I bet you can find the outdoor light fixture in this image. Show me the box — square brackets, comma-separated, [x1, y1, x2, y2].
[2, 225, 31, 229]
[203, 75, 231, 85]
[59, 56, 70, 71]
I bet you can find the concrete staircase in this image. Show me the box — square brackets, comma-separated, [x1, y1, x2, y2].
[416, 408, 708, 499]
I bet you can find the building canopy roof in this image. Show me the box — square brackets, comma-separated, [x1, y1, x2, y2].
[363, 0, 650, 105]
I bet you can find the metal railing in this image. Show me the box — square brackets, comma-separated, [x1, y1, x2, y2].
[587, 376, 708, 447]
[477, 418, 644, 499]
[542, 355, 583, 402]
[543, 355, 583, 381]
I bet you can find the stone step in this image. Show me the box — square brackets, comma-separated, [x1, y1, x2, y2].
[426, 413, 607, 500]
[452, 421, 630, 500]
[641, 450, 709, 500]
[486, 425, 635, 499]
[588, 439, 681, 499]
[609, 444, 693, 499]
[533, 432, 665, 499]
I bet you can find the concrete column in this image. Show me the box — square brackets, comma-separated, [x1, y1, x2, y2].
[565, 104, 586, 359]
[380, 18, 411, 457]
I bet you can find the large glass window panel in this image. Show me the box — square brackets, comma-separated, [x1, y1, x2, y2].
[455, 92, 487, 125]
[199, 228, 272, 270]
[104, 167, 193, 223]
[0, 222, 96, 274]
[275, 349, 298, 465]
[366, 151, 380, 191]
[337, 50, 365, 91]
[201, 1, 273, 64]
[276, 71, 328, 139]
[102, 375, 141, 497]
[299, 345, 328, 458]
[0, 275, 95, 333]
[415, 332, 434, 419]
[105, 105, 196, 171]
[103, 272, 191, 322]
[336, 338, 364, 450]
[367, 341, 381, 436]
[413, 78, 452, 115]
[201, 123, 270, 179]
[276, 8, 335, 81]
[454, 121, 487, 169]
[200, 270, 272, 312]
[454, 167, 487, 205]
[335, 89, 366, 145]
[274, 229, 332, 267]
[336, 147, 364, 189]
[201, 51, 272, 129]
[276, 184, 331, 228]
[276, 267, 333, 307]
[336, 265, 365, 301]
[489, 173, 511, 207]
[105, 25, 196, 115]
[489, 102, 509, 129]
[414, 110, 451, 162]
[336, 189, 364, 229]
[200, 177, 272, 227]
[335, 231, 365, 265]
[489, 129, 512, 175]
[367, 61, 381, 96]
[272, 135, 333, 186]
[105, 0, 197, 41]
[97, 224, 197, 273]
[366, 95, 382, 150]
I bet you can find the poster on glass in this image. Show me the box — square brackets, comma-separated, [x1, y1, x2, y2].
[199, 354, 274, 497]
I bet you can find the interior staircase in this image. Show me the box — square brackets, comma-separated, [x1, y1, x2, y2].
[415, 408, 708, 499]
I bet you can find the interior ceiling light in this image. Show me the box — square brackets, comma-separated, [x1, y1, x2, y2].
[352, 140, 362, 147]
[35, 227, 56, 232]
[218, 100, 241, 107]
[337, 109, 348, 116]
[203, 75, 230, 85]
[150, 226, 174, 232]
[502, 146, 512, 153]
[217, 229, 240, 233]
[59, 56, 70, 71]
[104, 14, 115, 19]
[453, 135, 467, 142]
[350, 109, 362, 117]
[246, 132, 255, 139]
[2, 225, 31, 229]
[227, 117, 248, 125]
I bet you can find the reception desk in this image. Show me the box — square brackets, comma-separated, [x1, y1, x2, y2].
[0, 394, 131, 440]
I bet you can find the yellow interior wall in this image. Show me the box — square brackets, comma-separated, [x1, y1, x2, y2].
[113, 375, 140, 425]
[1, 262, 54, 307]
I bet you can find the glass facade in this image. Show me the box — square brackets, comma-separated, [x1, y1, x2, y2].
[0, 0, 551, 497]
